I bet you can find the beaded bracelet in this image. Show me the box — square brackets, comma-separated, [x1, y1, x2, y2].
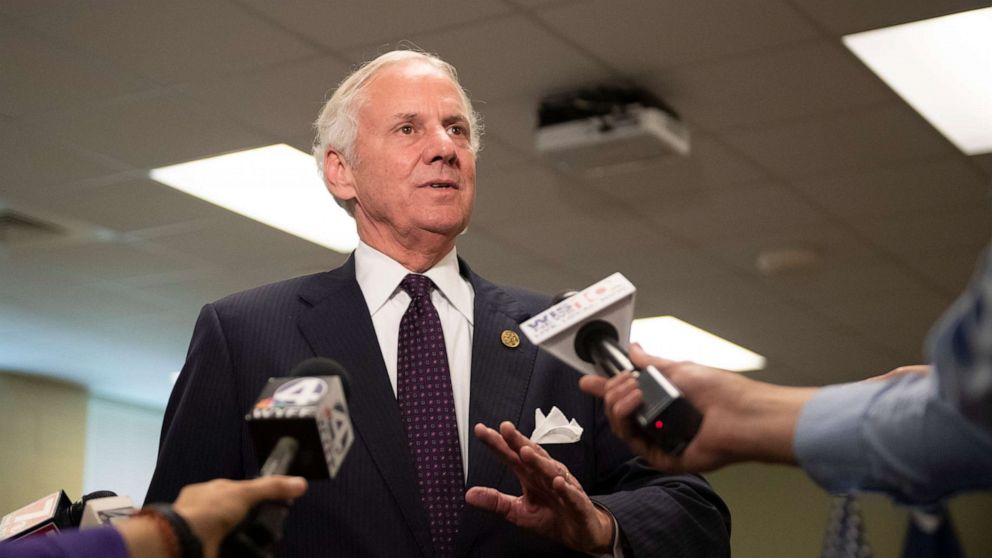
[133, 504, 203, 558]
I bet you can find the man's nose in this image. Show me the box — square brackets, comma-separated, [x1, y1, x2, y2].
[425, 126, 458, 165]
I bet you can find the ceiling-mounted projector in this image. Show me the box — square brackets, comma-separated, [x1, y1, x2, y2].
[535, 85, 690, 174]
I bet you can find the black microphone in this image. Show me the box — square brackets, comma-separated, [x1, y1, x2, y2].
[573, 315, 702, 456]
[221, 357, 354, 558]
[524, 275, 702, 456]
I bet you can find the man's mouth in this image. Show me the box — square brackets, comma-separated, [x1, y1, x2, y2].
[423, 181, 458, 190]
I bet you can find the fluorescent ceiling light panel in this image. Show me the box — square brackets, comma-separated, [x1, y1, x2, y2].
[630, 316, 766, 372]
[151, 144, 358, 253]
[843, 7, 992, 155]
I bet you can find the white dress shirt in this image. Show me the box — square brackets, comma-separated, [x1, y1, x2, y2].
[354, 241, 474, 479]
[354, 241, 623, 557]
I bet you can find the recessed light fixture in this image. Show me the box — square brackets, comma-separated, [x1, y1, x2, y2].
[843, 7, 992, 155]
[630, 316, 766, 372]
[150, 144, 359, 253]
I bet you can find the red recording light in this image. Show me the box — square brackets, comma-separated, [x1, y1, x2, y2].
[654, 420, 664, 429]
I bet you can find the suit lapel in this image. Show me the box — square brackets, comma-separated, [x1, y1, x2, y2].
[455, 261, 540, 556]
[296, 257, 434, 558]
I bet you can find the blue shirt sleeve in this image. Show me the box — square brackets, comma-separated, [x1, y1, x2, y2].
[928, 245, 992, 432]
[794, 243, 992, 505]
[0, 527, 130, 558]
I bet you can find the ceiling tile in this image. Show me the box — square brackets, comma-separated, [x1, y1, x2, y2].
[472, 161, 666, 251]
[23, 93, 272, 168]
[0, 124, 123, 197]
[721, 103, 958, 180]
[239, 0, 512, 51]
[21, 176, 232, 234]
[456, 226, 597, 293]
[115, 257, 343, 313]
[848, 205, 992, 273]
[345, 15, 605, 104]
[512, 0, 591, 8]
[0, 25, 156, 117]
[632, 183, 827, 242]
[9, 239, 203, 283]
[147, 214, 340, 269]
[654, 276, 906, 384]
[798, 271, 951, 358]
[642, 40, 892, 131]
[702, 218, 874, 276]
[794, 157, 990, 219]
[536, 0, 818, 73]
[475, 96, 541, 153]
[581, 135, 768, 201]
[902, 244, 991, 296]
[480, 208, 681, 282]
[185, 55, 352, 140]
[24, 0, 317, 84]
[476, 136, 536, 173]
[971, 153, 992, 176]
[0, 0, 83, 19]
[790, 0, 988, 35]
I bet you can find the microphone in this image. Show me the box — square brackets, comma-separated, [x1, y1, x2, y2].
[0, 490, 128, 541]
[522, 273, 702, 455]
[247, 357, 353, 480]
[0, 491, 73, 541]
[78, 493, 137, 529]
[221, 357, 354, 557]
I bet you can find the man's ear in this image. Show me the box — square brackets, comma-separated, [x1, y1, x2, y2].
[324, 148, 356, 203]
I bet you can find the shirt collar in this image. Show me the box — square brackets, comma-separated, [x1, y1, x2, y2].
[355, 240, 474, 324]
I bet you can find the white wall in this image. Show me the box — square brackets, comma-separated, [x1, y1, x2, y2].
[83, 396, 164, 506]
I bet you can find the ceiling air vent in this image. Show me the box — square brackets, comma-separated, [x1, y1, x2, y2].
[0, 209, 66, 245]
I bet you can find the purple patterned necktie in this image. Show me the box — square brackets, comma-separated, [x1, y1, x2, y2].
[396, 274, 464, 558]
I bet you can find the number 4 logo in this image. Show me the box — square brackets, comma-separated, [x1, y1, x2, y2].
[273, 378, 328, 406]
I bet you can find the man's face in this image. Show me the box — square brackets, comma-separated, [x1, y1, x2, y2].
[338, 62, 476, 248]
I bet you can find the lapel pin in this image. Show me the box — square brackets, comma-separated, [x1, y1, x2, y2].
[500, 329, 521, 349]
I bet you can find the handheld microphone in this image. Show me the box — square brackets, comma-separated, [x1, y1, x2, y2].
[247, 357, 354, 480]
[221, 357, 354, 558]
[0, 490, 126, 541]
[0, 491, 73, 541]
[522, 273, 702, 455]
[78, 493, 137, 529]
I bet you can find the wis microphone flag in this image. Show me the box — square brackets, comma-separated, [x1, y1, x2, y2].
[522, 273, 702, 455]
[522, 273, 636, 376]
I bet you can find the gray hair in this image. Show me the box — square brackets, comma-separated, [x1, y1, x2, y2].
[312, 49, 483, 214]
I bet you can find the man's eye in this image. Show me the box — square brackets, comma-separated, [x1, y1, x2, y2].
[399, 125, 414, 134]
[449, 125, 465, 136]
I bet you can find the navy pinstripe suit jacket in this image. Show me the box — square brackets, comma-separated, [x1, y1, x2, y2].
[146, 255, 730, 557]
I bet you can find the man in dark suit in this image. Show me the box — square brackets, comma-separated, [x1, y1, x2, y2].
[146, 49, 730, 557]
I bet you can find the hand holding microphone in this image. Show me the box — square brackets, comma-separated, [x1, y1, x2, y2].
[522, 273, 702, 457]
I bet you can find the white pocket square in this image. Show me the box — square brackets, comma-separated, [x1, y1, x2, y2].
[530, 406, 583, 444]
